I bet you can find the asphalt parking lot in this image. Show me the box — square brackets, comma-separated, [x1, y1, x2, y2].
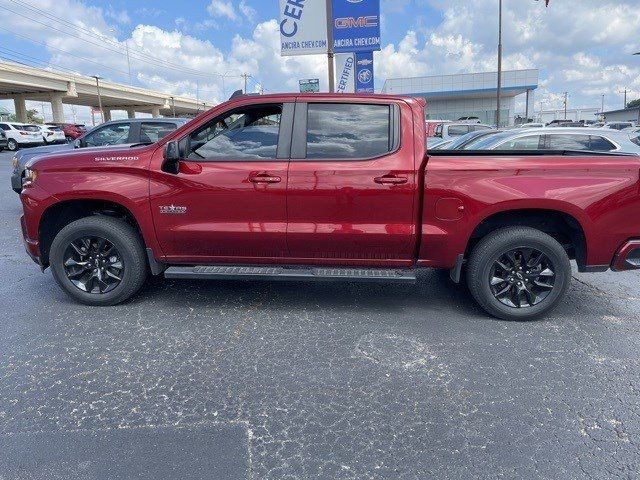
[1, 149, 640, 479]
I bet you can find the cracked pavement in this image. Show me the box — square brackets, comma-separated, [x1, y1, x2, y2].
[1, 151, 639, 479]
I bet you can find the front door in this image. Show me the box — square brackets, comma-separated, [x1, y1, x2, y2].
[286, 101, 417, 265]
[150, 102, 293, 263]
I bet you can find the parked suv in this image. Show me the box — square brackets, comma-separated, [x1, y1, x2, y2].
[37, 124, 67, 144]
[11, 118, 189, 193]
[0, 122, 44, 151]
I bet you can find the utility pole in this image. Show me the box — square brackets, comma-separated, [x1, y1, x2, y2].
[170, 96, 176, 117]
[326, 0, 335, 93]
[125, 40, 132, 85]
[92, 75, 104, 123]
[563, 92, 568, 119]
[495, 0, 503, 127]
[241, 73, 253, 94]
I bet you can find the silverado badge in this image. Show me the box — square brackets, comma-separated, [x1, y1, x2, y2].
[160, 205, 187, 215]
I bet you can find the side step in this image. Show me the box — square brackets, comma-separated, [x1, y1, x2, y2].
[164, 265, 417, 284]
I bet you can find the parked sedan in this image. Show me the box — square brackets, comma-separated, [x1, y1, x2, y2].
[11, 117, 189, 193]
[467, 127, 640, 154]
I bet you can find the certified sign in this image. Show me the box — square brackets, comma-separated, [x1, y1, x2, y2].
[279, 0, 328, 56]
[332, 0, 381, 54]
[335, 53, 355, 93]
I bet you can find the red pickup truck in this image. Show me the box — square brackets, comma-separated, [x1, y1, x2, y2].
[19, 93, 640, 321]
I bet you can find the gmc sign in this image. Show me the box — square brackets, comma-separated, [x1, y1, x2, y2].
[334, 16, 379, 29]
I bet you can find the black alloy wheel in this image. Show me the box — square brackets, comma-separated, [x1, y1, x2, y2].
[63, 236, 124, 294]
[489, 247, 555, 308]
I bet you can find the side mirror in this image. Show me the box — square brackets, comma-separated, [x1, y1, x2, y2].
[73, 139, 84, 148]
[162, 141, 181, 174]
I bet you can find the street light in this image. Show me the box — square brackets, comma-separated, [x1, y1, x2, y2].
[91, 75, 104, 123]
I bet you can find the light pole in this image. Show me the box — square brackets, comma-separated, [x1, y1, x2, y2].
[495, 0, 503, 128]
[170, 96, 176, 117]
[91, 75, 104, 123]
[325, 0, 335, 93]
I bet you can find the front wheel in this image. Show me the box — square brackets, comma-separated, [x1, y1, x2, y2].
[466, 227, 571, 321]
[7, 139, 18, 151]
[49, 216, 148, 306]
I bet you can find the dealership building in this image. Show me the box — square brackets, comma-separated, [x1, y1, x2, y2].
[381, 69, 539, 127]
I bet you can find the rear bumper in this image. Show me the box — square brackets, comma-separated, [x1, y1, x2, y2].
[612, 240, 640, 271]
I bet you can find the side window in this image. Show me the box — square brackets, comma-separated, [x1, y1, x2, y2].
[497, 135, 542, 150]
[188, 104, 282, 160]
[305, 103, 391, 159]
[472, 125, 491, 132]
[589, 136, 617, 151]
[140, 122, 177, 143]
[448, 125, 470, 136]
[84, 123, 131, 147]
[0, 123, 9, 131]
[434, 124, 443, 137]
[548, 134, 590, 150]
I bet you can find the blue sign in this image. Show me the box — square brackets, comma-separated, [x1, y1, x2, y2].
[355, 51, 374, 93]
[332, 0, 381, 54]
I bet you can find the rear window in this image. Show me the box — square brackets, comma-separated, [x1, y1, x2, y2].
[448, 125, 470, 136]
[22, 125, 40, 132]
[305, 103, 391, 159]
[140, 122, 178, 143]
[547, 134, 590, 150]
[588, 136, 617, 151]
[631, 136, 640, 147]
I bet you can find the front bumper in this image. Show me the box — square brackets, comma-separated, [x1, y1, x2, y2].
[612, 240, 640, 271]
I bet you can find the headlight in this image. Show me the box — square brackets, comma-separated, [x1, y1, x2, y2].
[22, 168, 37, 188]
[11, 156, 18, 169]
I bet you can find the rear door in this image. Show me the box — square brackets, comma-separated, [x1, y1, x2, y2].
[286, 100, 417, 265]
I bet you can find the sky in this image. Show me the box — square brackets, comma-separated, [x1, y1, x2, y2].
[0, 0, 639, 123]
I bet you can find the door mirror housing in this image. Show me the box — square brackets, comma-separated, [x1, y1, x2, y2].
[162, 140, 181, 174]
[73, 138, 84, 148]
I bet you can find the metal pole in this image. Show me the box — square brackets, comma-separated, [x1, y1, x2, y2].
[125, 41, 132, 85]
[563, 92, 568, 120]
[170, 96, 175, 117]
[525, 89, 530, 121]
[92, 76, 104, 123]
[326, 0, 335, 93]
[496, 0, 503, 127]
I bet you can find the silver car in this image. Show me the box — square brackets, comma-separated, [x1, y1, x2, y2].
[467, 127, 640, 154]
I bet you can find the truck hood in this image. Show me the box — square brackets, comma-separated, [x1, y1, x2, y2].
[27, 143, 149, 170]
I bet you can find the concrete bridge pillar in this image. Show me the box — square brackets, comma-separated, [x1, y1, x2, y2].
[50, 93, 65, 123]
[151, 106, 160, 118]
[13, 96, 27, 123]
[102, 108, 112, 122]
[126, 108, 136, 119]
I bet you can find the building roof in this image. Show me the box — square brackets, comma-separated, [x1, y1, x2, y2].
[601, 106, 640, 115]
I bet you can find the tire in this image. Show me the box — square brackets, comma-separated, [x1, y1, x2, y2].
[49, 216, 148, 306]
[466, 227, 571, 321]
[7, 139, 18, 151]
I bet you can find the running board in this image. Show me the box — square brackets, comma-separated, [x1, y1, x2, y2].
[164, 265, 417, 283]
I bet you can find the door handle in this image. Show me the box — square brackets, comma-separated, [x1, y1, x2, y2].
[249, 174, 281, 184]
[374, 175, 408, 185]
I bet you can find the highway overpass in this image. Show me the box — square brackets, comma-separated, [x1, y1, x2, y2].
[0, 62, 216, 123]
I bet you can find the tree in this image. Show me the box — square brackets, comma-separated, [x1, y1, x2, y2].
[627, 99, 640, 109]
[8, 109, 43, 124]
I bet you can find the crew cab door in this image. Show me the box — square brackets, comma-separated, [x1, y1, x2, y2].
[286, 100, 417, 265]
[150, 101, 293, 262]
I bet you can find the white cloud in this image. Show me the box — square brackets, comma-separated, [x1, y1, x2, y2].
[207, 0, 237, 21]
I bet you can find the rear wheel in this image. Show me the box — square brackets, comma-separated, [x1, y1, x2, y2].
[49, 216, 147, 306]
[7, 139, 18, 151]
[466, 227, 571, 321]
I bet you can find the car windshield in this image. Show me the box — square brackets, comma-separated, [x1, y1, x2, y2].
[465, 130, 517, 149]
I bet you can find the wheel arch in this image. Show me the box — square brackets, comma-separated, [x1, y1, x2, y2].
[465, 208, 588, 270]
[38, 198, 147, 267]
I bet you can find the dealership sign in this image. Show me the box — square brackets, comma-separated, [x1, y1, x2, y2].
[299, 78, 320, 93]
[355, 51, 374, 93]
[335, 54, 355, 93]
[279, 0, 328, 56]
[332, 0, 381, 54]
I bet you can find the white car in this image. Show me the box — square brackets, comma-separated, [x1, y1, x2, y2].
[0, 122, 45, 151]
[35, 124, 67, 144]
[516, 122, 546, 129]
[467, 127, 640, 154]
[602, 122, 635, 131]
